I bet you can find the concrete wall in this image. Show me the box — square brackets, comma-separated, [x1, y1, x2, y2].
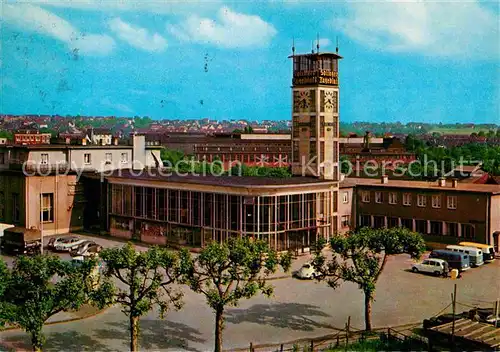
[25, 175, 85, 236]
[338, 186, 355, 234]
[28, 150, 67, 165]
[489, 195, 500, 251]
[69, 149, 133, 171]
[132, 135, 146, 169]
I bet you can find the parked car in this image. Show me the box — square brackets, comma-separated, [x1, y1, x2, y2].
[411, 258, 447, 276]
[70, 241, 102, 257]
[47, 236, 74, 250]
[294, 263, 319, 279]
[51, 237, 87, 252]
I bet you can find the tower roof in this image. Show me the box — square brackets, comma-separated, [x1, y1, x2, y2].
[288, 51, 343, 59]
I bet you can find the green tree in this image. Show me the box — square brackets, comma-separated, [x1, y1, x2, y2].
[312, 227, 425, 331]
[92, 244, 183, 352]
[0, 259, 10, 328]
[0, 131, 13, 140]
[0, 255, 96, 351]
[160, 149, 185, 166]
[179, 238, 292, 352]
[478, 130, 486, 137]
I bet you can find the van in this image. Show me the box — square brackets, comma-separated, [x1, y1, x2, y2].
[0, 227, 42, 255]
[446, 245, 484, 267]
[458, 242, 496, 263]
[429, 249, 470, 271]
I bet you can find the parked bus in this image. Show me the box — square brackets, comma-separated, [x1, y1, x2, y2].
[429, 250, 470, 271]
[458, 242, 496, 263]
[446, 245, 484, 267]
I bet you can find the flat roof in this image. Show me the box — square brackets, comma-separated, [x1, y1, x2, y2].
[288, 51, 343, 59]
[342, 177, 500, 194]
[0, 144, 161, 150]
[106, 169, 335, 188]
[430, 318, 500, 349]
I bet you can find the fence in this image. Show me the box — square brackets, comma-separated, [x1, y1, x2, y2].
[237, 319, 429, 352]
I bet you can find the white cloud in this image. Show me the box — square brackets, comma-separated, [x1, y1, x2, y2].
[335, 1, 499, 60]
[168, 7, 277, 48]
[3, 3, 115, 55]
[101, 97, 133, 114]
[109, 18, 167, 52]
[13, 0, 221, 14]
[318, 38, 330, 48]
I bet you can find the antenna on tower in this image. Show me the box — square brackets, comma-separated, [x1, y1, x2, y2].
[316, 33, 320, 53]
[336, 36, 339, 53]
[311, 40, 315, 54]
[292, 37, 295, 56]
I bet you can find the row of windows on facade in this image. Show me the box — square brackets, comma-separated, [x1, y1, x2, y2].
[199, 153, 288, 163]
[358, 215, 475, 238]
[0, 192, 53, 223]
[360, 191, 457, 209]
[38, 152, 129, 165]
[110, 185, 326, 232]
[196, 146, 288, 152]
[293, 57, 338, 72]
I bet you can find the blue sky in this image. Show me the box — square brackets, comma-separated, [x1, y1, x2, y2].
[1, 0, 499, 123]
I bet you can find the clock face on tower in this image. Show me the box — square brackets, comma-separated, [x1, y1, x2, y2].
[294, 90, 311, 112]
[323, 91, 337, 113]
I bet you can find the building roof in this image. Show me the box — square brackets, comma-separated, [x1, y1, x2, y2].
[288, 51, 343, 59]
[106, 169, 335, 189]
[430, 318, 500, 350]
[0, 144, 161, 150]
[341, 177, 500, 194]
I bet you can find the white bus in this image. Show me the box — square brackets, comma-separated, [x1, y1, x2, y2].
[446, 245, 484, 267]
[459, 242, 496, 263]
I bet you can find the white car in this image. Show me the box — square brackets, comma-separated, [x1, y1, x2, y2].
[52, 237, 87, 252]
[294, 263, 319, 279]
[411, 258, 447, 276]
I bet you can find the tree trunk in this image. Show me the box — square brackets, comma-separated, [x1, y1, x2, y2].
[214, 307, 224, 352]
[364, 291, 373, 331]
[30, 331, 43, 352]
[130, 316, 139, 352]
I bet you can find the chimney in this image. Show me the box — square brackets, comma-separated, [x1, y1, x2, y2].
[452, 179, 458, 188]
[113, 137, 119, 146]
[82, 138, 87, 146]
[381, 174, 389, 184]
[132, 135, 146, 170]
[438, 177, 446, 187]
[340, 173, 345, 182]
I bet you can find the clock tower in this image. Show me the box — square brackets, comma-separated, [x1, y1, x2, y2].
[290, 49, 342, 180]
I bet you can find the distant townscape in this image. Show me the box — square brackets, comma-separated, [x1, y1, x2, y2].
[1, 114, 499, 141]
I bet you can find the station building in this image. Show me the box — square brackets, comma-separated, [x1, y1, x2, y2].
[106, 49, 343, 251]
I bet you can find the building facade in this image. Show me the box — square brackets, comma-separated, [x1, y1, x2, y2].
[14, 130, 51, 145]
[0, 136, 162, 236]
[341, 177, 500, 251]
[105, 50, 343, 251]
[107, 172, 337, 251]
